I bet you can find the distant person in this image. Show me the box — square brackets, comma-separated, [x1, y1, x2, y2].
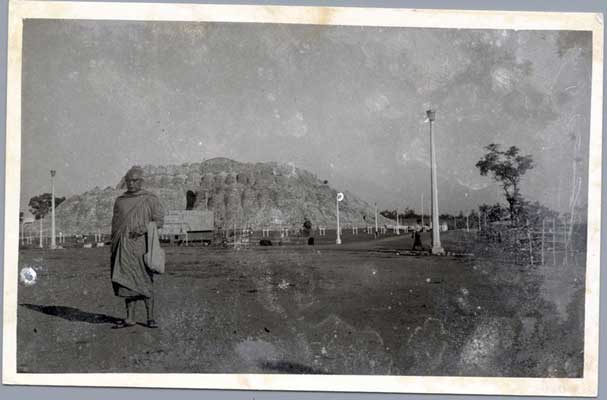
[110, 166, 165, 329]
[302, 218, 312, 235]
[302, 217, 314, 245]
[412, 219, 423, 251]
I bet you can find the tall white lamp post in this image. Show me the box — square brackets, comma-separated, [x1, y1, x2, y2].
[426, 109, 444, 255]
[336, 192, 344, 244]
[50, 170, 57, 249]
[395, 209, 400, 235]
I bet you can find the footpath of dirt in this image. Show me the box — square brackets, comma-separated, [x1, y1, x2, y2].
[16, 232, 585, 376]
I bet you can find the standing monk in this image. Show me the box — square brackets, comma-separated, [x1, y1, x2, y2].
[111, 166, 164, 329]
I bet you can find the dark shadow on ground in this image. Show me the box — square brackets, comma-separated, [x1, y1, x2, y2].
[259, 360, 324, 374]
[20, 304, 121, 324]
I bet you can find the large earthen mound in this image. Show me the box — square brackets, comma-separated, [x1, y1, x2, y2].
[29, 158, 388, 236]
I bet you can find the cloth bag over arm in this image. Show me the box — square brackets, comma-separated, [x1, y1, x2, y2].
[144, 221, 165, 274]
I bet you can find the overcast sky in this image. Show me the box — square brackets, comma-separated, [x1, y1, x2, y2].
[21, 20, 592, 213]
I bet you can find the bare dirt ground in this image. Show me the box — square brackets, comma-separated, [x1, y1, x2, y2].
[16, 231, 585, 377]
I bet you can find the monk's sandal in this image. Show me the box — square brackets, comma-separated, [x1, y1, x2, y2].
[112, 320, 136, 329]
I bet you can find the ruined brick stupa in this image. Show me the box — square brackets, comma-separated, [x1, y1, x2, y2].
[31, 158, 388, 236]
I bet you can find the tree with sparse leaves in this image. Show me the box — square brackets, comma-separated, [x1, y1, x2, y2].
[487, 203, 508, 223]
[380, 208, 418, 222]
[403, 208, 418, 219]
[476, 144, 534, 224]
[380, 210, 396, 221]
[28, 193, 65, 220]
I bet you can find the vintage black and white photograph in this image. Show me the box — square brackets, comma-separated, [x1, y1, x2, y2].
[2, 2, 603, 396]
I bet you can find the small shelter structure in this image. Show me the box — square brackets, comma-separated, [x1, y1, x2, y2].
[161, 210, 214, 244]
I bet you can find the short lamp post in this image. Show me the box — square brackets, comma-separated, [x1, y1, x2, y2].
[336, 192, 344, 244]
[50, 170, 57, 250]
[395, 209, 400, 235]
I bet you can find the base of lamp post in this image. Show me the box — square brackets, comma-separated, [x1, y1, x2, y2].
[336, 238, 342, 245]
[431, 245, 445, 255]
[50, 245, 57, 250]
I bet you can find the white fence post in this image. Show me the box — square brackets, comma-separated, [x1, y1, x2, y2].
[552, 218, 557, 265]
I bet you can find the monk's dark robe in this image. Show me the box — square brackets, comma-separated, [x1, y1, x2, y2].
[110, 190, 164, 298]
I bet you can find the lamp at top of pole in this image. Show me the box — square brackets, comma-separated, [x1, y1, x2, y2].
[336, 192, 344, 202]
[50, 169, 56, 177]
[426, 109, 436, 122]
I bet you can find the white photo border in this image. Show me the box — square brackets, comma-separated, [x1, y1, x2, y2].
[2, 1, 603, 396]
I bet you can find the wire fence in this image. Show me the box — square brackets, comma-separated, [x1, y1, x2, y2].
[476, 219, 587, 266]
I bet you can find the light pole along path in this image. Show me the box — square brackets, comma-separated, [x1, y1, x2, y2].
[50, 169, 57, 250]
[427, 109, 444, 255]
[336, 192, 344, 244]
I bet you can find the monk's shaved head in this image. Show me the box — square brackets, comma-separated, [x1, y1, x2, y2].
[125, 166, 145, 193]
[125, 166, 145, 180]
